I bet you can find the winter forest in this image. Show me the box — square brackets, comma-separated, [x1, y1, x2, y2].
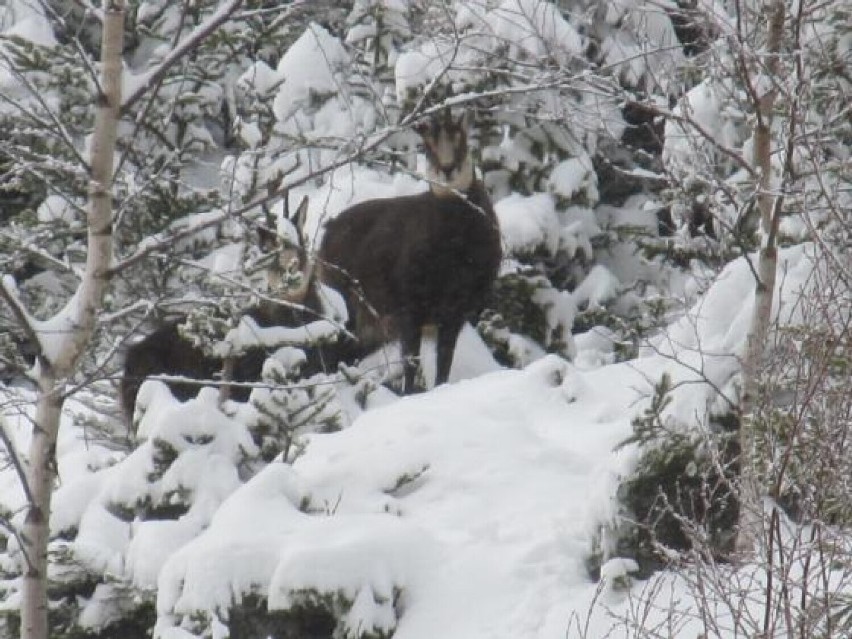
[0, 0, 850, 637]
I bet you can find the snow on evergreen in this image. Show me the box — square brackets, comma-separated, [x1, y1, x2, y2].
[272, 24, 351, 123]
[1, 0, 850, 636]
[0, 244, 822, 637]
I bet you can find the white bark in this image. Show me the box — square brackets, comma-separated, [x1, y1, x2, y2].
[19, 3, 124, 638]
[736, 0, 786, 556]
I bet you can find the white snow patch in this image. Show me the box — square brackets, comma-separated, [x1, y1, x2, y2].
[156, 355, 636, 637]
[459, 0, 583, 63]
[573, 265, 621, 310]
[0, 1, 56, 47]
[548, 156, 596, 202]
[272, 23, 350, 122]
[36, 195, 78, 224]
[496, 192, 560, 256]
[664, 79, 742, 177]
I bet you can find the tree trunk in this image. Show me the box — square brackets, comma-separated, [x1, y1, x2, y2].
[19, 372, 61, 639]
[19, 3, 124, 638]
[736, 0, 786, 556]
[219, 356, 236, 404]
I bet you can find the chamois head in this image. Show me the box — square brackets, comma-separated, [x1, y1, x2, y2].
[255, 195, 312, 303]
[414, 110, 474, 196]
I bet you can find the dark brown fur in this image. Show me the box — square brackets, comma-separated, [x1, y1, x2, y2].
[318, 113, 502, 393]
[119, 198, 328, 424]
[118, 291, 325, 425]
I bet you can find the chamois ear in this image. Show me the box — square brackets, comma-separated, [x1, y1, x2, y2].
[292, 195, 309, 239]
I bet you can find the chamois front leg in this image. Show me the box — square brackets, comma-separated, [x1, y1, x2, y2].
[435, 318, 464, 387]
[399, 319, 422, 395]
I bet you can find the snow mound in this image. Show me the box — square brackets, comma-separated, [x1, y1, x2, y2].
[496, 192, 560, 256]
[272, 23, 350, 122]
[155, 356, 636, 637]
[457, 0, 583, 63]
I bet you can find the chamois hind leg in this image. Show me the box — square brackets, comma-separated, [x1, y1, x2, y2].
[435, 318, 464, 387]
[399, 319, 422, 395]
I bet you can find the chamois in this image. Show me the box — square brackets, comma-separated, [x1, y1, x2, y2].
[119, 197, 326, 424]
[318, 110, 502, 393]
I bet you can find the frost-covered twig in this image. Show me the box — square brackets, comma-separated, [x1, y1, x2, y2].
[0, 59, 88, 170]
[121, 0, 264, 111]
[632, 100, 757, 180]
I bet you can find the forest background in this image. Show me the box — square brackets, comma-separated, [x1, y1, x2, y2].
[0, 0, 850, 638]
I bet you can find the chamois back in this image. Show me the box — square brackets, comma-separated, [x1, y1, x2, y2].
[118, 292, 324, 424]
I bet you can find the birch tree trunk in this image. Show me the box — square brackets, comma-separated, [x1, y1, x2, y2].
[19, 3, 124, 638]
[735, 0, 786, 556]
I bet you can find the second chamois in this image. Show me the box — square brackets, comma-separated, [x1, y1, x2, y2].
[120, 197, 327, 425]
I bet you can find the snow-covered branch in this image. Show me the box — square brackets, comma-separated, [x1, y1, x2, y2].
[121, 0, 276, 112]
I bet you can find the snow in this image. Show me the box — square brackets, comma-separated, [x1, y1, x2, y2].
[0, 4, 843, 636]
[496, 192, 561, 256]
[0, 242, 831, 638]
[222, 314, 344, 356]
[395, 2, 580, 105]
[36, 195, 78, 225]
[294, 166, 427, 247]
[395, 43, 452, 103]
[155, 355, 632, 638]
[272, 23, 350, 122]
[572, 264, 620, 310]
[643, 243, 817, 430]
[234, 117, 262, 149]
[457, 0, 583, 63]
[0, 1, 56, 48]
[595, 0, 684, 92]
[488, 0, 584, 61]
[29, 289, 85, 369]
[573, 326, 619, 370]
[0, 2, 59, 120]
[548, 156, 596, 202]
[664, 79, 743, 179]
[236, 60, 279, 97]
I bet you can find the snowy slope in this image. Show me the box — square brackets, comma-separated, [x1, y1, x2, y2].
[155, 246, 816, 637]
[0, 244, 820, 638]
[154, 355, 636, 638]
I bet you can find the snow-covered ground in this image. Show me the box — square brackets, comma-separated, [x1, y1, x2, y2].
[155, 355, 629, 638]
[0, 244, 818, 638]
[1, 0, 847, 635]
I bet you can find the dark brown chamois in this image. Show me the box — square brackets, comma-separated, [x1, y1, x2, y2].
[318, 111, 502, 393]
[119, 197, 327, 424]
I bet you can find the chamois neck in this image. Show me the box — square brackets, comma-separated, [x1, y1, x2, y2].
[427, 155, 475, 198]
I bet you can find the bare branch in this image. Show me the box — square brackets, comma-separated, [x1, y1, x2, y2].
[0, 277, 42, 362]
[0, 415, 34, 508]
[636, 100, 758, 180]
